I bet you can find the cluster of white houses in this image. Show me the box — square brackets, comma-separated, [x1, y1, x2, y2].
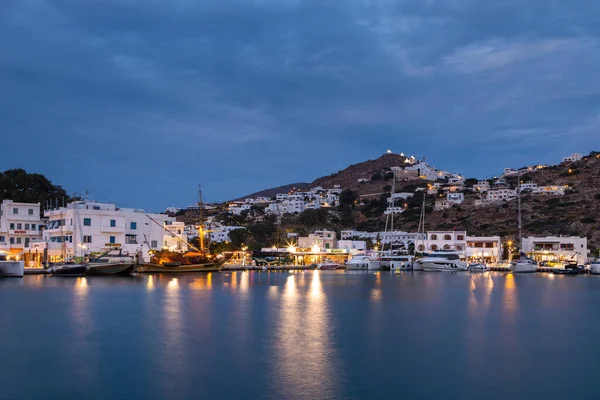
[226, 186, 343, 216]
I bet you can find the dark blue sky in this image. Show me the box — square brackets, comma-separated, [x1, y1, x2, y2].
[2, 1, 599, 211]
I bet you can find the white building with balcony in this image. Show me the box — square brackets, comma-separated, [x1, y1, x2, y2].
[522, 236, 588, 264]
[42, 201, 174, 261]
[519, 182, 538, 192]
[486, 188, 517, 202]
[424, 231, 467, 252]
[466, 236, 502, 262]
[447, 193, 464, 204]
[163, 221, 188, 252]
[210, 225, 245, 243]
[532, 186, 566, 196]
[472, 181, 490, 193]
[0, 200, 43, 255]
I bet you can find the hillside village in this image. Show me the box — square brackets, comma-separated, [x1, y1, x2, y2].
[1, 151, 599, 267]
[170, 150, 600, 262]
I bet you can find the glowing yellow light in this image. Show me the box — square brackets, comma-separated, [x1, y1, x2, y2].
[287, 245, 296, 253]
[311, 244, 320, 253]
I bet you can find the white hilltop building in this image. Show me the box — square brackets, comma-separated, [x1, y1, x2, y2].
[562, 153, 583, 163]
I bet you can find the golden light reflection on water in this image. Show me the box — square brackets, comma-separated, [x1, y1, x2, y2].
[163, 277, 184, 377]
[71, 276, 95, 384]
[240, 271, 249, 294]
[273, 271, 340, 398]
[370, 288, 382, 301]
[503, 273, 518, 316]
[146, 275, 155, 291]
[189, 273, 213, 290]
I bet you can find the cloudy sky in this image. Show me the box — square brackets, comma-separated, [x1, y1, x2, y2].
[1, 0, 599, 210]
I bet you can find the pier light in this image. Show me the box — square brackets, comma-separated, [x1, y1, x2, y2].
[287, 245, 296, 253]
[311, 244, 320, 253]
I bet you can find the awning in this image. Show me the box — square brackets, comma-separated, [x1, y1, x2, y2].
[8, 248, 24, 254]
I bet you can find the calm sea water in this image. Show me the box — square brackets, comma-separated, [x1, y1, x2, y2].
[2, 271, 600, 400]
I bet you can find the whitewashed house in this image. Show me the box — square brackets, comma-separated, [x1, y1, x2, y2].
[523, 236, 588, 264]
[486, 188, 517, 202]
[0, 200, 43, 254]
[425, 231, 467, 252]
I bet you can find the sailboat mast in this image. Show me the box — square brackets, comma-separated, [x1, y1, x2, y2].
[198, 185, 205, 253]
[517, 172, 522, 252]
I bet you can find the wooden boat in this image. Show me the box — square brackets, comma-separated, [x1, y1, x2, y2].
[135, 262, 223, 273]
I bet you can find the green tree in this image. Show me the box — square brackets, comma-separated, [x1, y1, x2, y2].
[229, 229, 248, 249]
[0, 168, 70, 208]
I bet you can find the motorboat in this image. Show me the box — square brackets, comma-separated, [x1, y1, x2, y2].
[509, 258, 538, 273]
[553, 268, 580, 275]
[468, 262, 487, 272]
[345, 255, 370, 270]
[386, 254, 414, 272]
[87, 251, 136, 276]
[49, 263, 89, 277]
[416, 251, 468, 272]
[317, 259, 340, 270]
[0, 253, 24, 277]
[589, 259, 600, 275]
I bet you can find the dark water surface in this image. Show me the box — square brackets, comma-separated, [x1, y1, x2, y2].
[2, 271, 600, 400]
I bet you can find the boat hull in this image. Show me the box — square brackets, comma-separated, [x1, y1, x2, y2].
[509, 263, 537, 273]
[87, 263, 135, 276]
[590, 264, 600, 275]
[390, 261, 413, 271]
[0, 261, 25, 277]
[419, 261, 468, 272]
[318, 264, 340, 270]
[136, 263, 222, 273]
[50, 265, 89, 277]
[346, 261, 369, 270]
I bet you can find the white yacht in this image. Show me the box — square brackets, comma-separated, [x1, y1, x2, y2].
[345, 255, 370, 270]
[509, 258, 538, 273]
[416, 252, 468, 272]
[0, 253, 24, 277]
[588, 259, 600, 275]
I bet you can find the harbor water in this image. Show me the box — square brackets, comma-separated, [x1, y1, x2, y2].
[2, 271, 600, 399]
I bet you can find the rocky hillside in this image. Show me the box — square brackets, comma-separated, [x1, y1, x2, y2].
[236, 152, 414, 200]
[392, 152, 600, 251]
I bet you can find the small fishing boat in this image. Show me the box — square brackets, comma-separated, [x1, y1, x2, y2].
[0, 253, 24, 277]
[49, 263, 89, 277]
